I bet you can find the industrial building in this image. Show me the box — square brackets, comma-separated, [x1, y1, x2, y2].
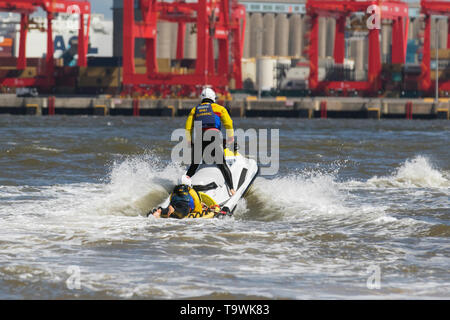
[0, 13, 112, 59]
[111, 1, 446, 61]
[0, 0, 449, 97]
[111, 0, 449, 97]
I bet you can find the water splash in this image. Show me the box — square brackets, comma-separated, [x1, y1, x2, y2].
[244, 170, 350, 221]
[368, 156, 449, 189]
[95, 153, 186, 216]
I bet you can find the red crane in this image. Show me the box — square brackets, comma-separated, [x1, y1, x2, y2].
[420, 0, 450, 94]
[122, 0, 246, 98]
[0, 0, 91, 88]
[306, 0, 409, 96]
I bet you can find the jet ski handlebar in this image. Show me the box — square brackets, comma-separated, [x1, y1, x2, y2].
[223, 139, 239, 152]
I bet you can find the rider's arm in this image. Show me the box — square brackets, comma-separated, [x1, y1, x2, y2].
[154, 205, 174, 218]
[212, 104, 234, 140]
[185, 107, 196, 143]
[161, 206, 175, 218]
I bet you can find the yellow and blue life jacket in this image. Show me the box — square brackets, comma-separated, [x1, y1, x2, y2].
[185, 102, 234, 143]
[169, 185, 203, 218]
[193, 103, 222, 131]
[170, 185, 194, 211]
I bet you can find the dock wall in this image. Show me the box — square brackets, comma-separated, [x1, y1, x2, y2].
[0, 95, 448, 120]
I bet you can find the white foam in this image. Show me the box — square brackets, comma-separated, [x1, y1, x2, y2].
[0, 151, 447, 299]
[368, 156, 449, 189]
[33, 145, 63, 153]
[94, 154, 185, 216]
[250, 170, 351, 221]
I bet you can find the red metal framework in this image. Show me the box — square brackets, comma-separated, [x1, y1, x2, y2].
[306, 0, 409, 95]
[122, 0, 246, 98]
[0, 0, 91, 88]
[420, 0, 450, 93]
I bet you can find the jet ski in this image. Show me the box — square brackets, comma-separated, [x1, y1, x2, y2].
[151, 143, 259, 219]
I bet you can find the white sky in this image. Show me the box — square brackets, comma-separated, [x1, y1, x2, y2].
[90, 0, 113, 19]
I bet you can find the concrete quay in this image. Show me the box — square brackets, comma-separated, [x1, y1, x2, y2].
[0, 95, 449, 120]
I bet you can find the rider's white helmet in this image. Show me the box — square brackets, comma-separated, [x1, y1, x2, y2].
[179, 175, 193, 187]
[200, 87, 216, 103]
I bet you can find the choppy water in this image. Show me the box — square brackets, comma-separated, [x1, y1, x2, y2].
[0, 116, 449, 299]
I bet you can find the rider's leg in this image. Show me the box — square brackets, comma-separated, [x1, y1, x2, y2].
[214, 144, 235, 195]
[186, 141, 201, 178]
[217, 162, 235, 195]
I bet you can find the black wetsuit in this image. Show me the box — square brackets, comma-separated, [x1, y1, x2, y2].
[186, 136, 234, 191]
[186, 100, 234, 191]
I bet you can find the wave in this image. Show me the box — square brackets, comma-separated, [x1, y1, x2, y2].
[74, 153, 353, 222]
[2, 153, 445, 229]
[243, 170, 351, 221]
[0, 144, 63, 157]
[367, 156, 449, 189]
[94, 153, 185, 217]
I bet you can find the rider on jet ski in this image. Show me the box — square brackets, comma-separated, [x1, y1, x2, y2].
[185, 87, 236, 196]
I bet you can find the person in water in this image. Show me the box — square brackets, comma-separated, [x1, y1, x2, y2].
[185, 87, 236, 196]
[152, 175, 203, 219]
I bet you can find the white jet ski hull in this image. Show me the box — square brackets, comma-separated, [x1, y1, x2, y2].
[158, 149, 259, 217]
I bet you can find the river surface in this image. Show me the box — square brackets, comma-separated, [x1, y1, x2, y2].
[0, 115, 449, 299]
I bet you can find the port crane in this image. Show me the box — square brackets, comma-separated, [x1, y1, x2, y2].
[122, 0, 246, 98]
[306, 0, 409, 96]
[0, 0, 91, 88]
[420, 0, 450, 94]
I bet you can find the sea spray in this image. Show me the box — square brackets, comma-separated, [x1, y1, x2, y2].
[1, 117, 449, 299]
[247, 170, 350, 221]
[96, 153, 186, 216]
[367, 156, 449, 189]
